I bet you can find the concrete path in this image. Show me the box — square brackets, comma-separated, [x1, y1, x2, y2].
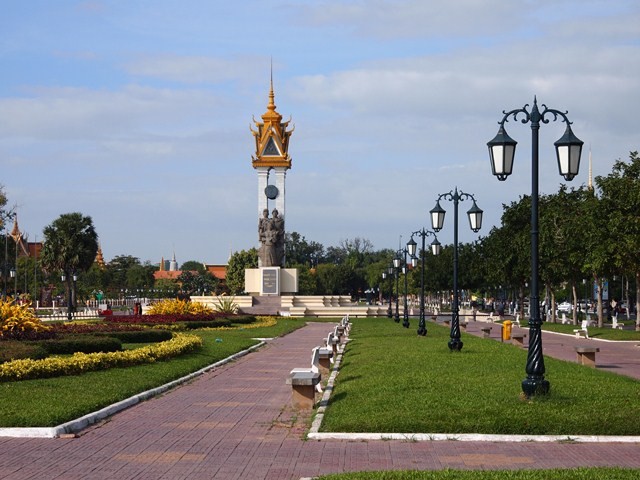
[0, 321, 639, 479]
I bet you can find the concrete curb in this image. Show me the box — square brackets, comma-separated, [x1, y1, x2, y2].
[307, 432, 640, 443]
[0, 340, 268, 438]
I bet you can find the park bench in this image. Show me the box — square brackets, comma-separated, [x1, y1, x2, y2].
[481, 327, 492, 338]
[573, 320, 589, 338]
[460, 322, 468, 331]
[340, 315, 351, 334]
[287, 346, 322, 409]
[514, 313, 521, 327]
[560, 312, 570, 324]
[319, 332, 336, 371]
[575, 346, 599, 368]
[511, 334, 525, 347]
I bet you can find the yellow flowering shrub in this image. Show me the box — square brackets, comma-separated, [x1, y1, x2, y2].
[0, 298, 50, 338]
[0, 333, 202, 382]
[146, 298, 214, 315]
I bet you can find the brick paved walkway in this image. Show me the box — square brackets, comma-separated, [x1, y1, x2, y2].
[0, 321, 638, 479]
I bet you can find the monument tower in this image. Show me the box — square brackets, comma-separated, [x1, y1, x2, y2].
[245, 70, 298, 295]
[250, 71, 294, 267]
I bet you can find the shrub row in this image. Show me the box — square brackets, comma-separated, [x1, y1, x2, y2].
[37, 336, 123, 355]
[184, 320, 232, 330]
[0, 333, 203, 382]
[51, 323, 145, 335]
[0, 341, 49, 363]
[106, 314, 233, 325]
[95, 329, 173, 343]
[231, 315, 257, 325]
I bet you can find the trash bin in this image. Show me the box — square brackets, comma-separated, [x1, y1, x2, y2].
[502, 320, 513, 341]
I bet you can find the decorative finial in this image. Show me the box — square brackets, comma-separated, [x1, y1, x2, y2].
[268, 57, 276, 111]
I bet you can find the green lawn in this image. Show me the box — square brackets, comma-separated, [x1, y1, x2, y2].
[320, 318, 640, 436]
[540, 321, 640, 340]
[316, 468, 640, 480]
[0, 318, 308, 427]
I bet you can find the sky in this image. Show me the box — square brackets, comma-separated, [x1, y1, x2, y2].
[2, 0, 639, 267]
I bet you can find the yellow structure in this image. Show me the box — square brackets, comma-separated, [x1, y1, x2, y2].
[250, 74, 294, 170]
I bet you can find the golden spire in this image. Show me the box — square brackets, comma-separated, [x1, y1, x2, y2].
[10, 215, 21, 243]
[267, 58, 276, 112]
[95, 243, 106, 269]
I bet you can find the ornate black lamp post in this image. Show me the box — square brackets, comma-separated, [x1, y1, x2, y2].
[61, 273, 71, 321]
[401, 248, 410, 328]
[393, 254, 401, 322]
[430, 188, 483, 351]
[386, 265, 394, 317]
[488, 97, 583, 397]
[61, 272, 77, 321]
[407, 230, 441, 336]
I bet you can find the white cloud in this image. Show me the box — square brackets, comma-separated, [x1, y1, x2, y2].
[124, 54, 266, 85]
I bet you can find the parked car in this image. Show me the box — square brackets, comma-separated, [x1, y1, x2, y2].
[557, 301, 573, 313]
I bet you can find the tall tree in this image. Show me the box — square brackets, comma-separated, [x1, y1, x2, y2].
[106, 255, 142, 295]
[226, 248, 258, 295]
[180, 260, 206, 274]
[40, 213, 98, 310]
[596, 151, 640, 330]
[284, 232, 324, 266]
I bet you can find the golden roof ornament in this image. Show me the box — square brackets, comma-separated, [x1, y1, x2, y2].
[250, 68, 294, 169]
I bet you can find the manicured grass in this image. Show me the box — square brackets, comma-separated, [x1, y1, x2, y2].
[316, 468, 639, 479]
[0, 318, 307, 427]
[540, 322, 640, 340]
[320, 319, 640, 436]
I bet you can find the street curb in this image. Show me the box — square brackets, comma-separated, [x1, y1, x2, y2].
[0, 340, 268, 439]
[306, 432, 640, 443]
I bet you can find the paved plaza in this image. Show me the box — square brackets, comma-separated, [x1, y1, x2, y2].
[0, 321, 638, 479]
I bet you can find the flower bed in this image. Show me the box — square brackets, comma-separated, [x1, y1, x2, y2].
[105, 314, 231, 326]
[0, 333, 203, 382]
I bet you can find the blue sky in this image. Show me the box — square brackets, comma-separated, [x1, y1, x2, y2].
[2, 0, 639, 266]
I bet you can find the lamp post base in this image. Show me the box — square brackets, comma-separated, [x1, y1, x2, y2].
[402, 318, 410, 328]
[522, 376, 550, 398]
[448, 338, 463, 351]
[394, 314, 400, 323]
[417, 321, 427, 336]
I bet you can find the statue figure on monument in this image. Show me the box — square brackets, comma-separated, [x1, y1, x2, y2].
[258, 209, 285, 267]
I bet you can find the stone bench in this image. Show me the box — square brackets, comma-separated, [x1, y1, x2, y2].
[573, 321, 589, 338]
[511, 334, 525, 347]
[287, 347, 322, 409]
[575, 347, 599, 368]
[481, 327, 492, 338]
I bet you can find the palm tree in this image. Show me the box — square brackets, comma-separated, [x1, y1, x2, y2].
[41, 213, 98, 317]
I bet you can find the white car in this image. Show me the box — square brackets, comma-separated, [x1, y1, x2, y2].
[557, 302, 573, 313]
